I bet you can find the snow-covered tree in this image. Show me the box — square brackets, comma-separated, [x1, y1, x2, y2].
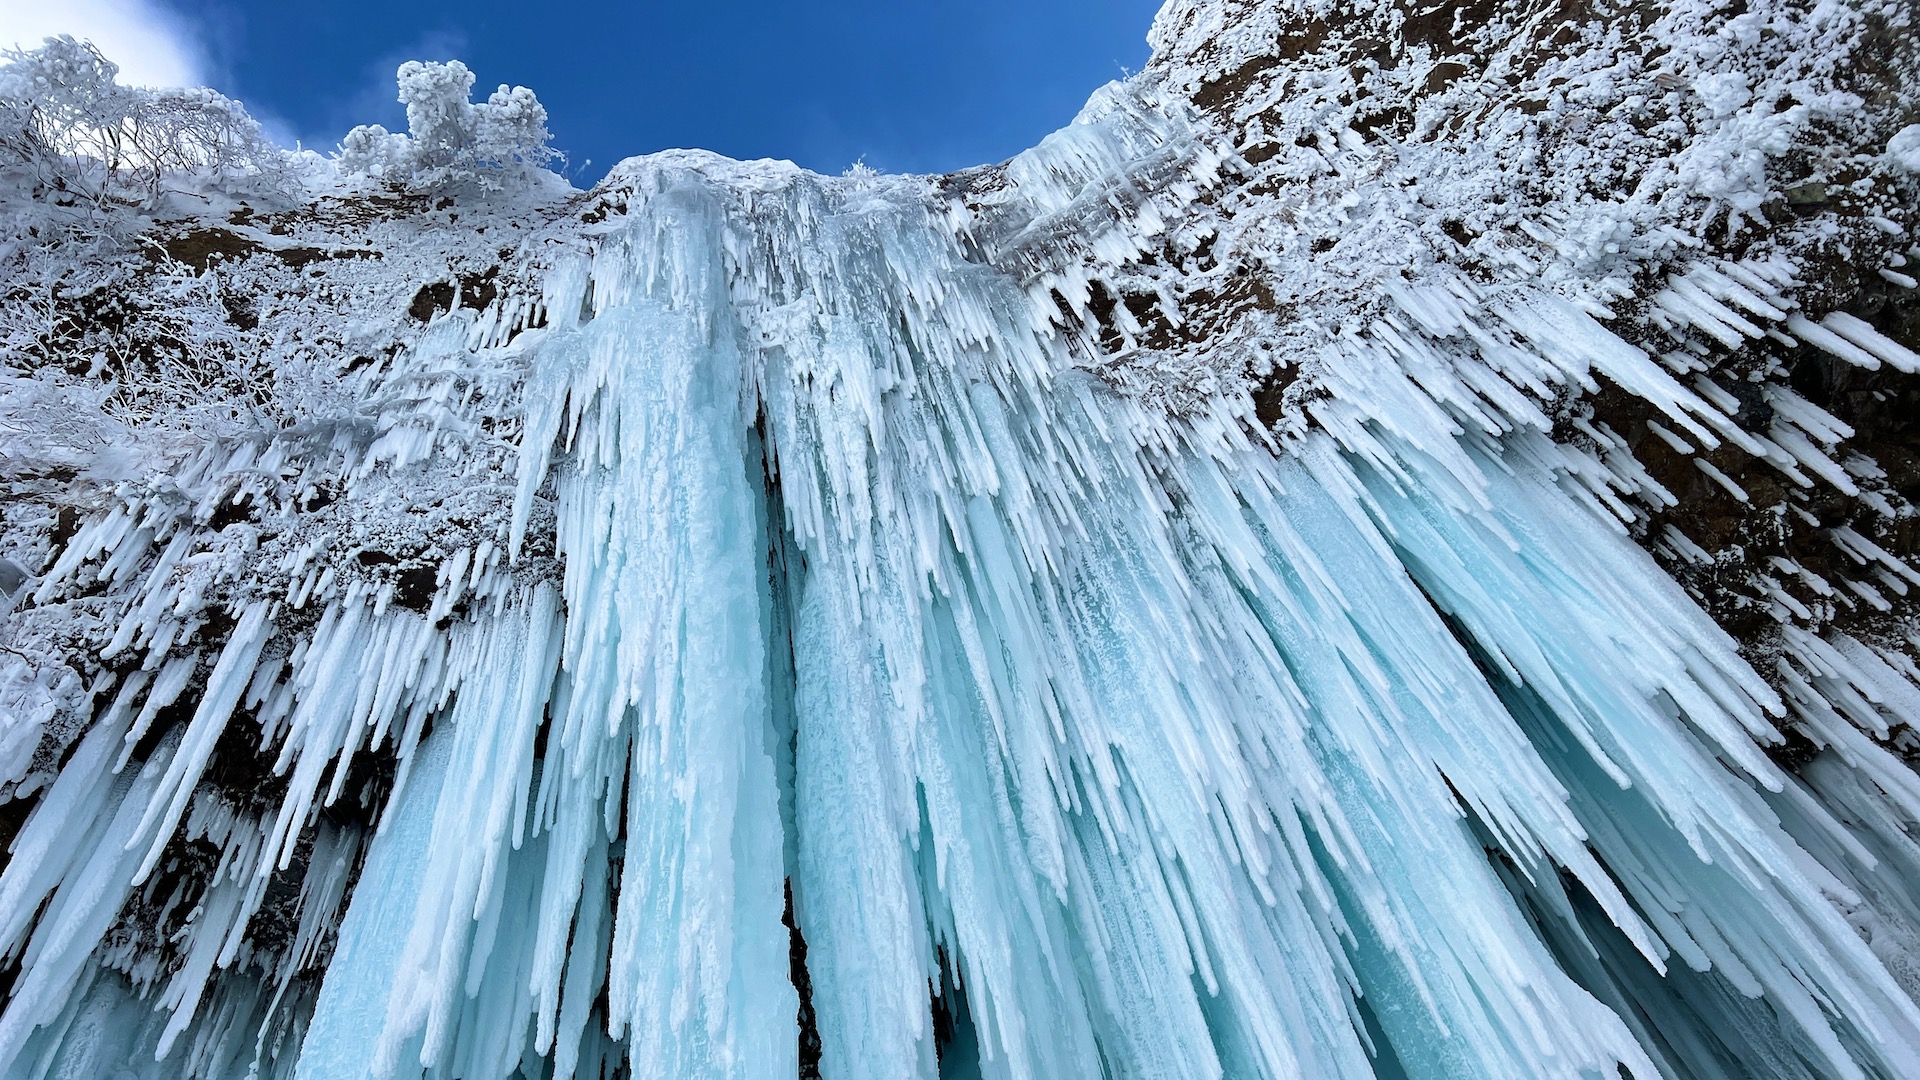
[0, 36, 278, 207]
[339, 60, 561, 193]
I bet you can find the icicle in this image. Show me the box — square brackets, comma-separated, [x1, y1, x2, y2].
[128, 602, 275, 884]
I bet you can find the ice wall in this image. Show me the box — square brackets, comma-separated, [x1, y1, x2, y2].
[4, 72, 1920, 1080]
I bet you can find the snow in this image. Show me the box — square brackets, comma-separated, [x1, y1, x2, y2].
[1, 1, 1919, 1079]
[1891, 125, 1920, 174]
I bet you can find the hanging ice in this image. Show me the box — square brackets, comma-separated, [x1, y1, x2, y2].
[5, 12, 1920, 1080]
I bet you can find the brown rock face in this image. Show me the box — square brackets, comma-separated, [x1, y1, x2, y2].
[1091, 0, 1920, 768]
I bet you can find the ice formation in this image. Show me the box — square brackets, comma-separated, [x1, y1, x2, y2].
[4, 1, 1920, 1078]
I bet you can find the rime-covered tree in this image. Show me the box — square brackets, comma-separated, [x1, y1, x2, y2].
[0, 36, 277, 207]
[339, 60, 561, 193]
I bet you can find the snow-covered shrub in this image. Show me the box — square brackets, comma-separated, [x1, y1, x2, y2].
[0, 35, 279, 206]
[339, 60, 561, 193]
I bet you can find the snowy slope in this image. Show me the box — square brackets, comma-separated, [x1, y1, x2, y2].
[2, 2, 1919, 1079]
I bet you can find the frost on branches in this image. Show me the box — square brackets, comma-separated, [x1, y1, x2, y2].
[3, 3, 1920, 1080]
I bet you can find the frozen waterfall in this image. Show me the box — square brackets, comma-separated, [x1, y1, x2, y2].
[5, 75, 1920, 1080]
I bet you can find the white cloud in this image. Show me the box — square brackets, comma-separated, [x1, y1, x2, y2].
[0, 0, 207, 88]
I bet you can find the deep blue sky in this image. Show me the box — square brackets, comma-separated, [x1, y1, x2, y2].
[165, 1, 1163, 183]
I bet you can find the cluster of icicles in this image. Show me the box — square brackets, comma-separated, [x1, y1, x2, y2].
[7, 85, 1920, 1080]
